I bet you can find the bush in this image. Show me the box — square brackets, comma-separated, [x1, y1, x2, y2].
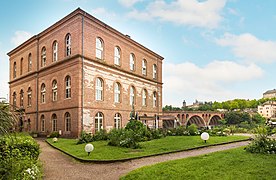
[187, 124, 198, 135]
[94, 129, 109, 141]
[0, 134, 42, 179]
[77, 131, 94, 144]
[108, 129, 140, 149]
[49, 131, 60, 138]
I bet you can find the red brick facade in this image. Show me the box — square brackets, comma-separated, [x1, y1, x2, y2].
[8, 8, 163, 137]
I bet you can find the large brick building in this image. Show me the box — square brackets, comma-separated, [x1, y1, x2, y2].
[8, 8, 163, 137]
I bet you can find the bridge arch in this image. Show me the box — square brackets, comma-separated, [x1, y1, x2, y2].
[208, 115, 222, 126]
[186, 115, 206, 127]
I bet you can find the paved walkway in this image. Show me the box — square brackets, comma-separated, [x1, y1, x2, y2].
[37, 140, 249, 180]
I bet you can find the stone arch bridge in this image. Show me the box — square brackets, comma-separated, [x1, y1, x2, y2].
[160, 111, 225, 129]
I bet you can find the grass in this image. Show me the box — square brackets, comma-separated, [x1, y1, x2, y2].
[47, 135, 248, 161]
[121, 147, 276, 180]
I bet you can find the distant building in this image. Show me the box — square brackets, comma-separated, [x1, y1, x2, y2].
[263, 89, 276, 98]
[258, 101, 276, 119]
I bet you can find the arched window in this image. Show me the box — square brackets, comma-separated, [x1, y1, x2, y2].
[114, 46, 121, 65]
[142, 59, 147, 75]
[130, 86, 135, 105]
[153, 91, 157, 107]
[52, 114, 57, 132]
[53, 41, 58, 62]
[65, 112, 71, 131]
[41, 83, 46, 103]
[65, 76, 71, 99]
[20, 58, 23, 75]
[142, 89, 147, 106]
[12, 92, 16, 107]
[114, 113, 121, 129]
[130, 53, 135, 71]
[96, 78, 103, 101]
[20, 89, 24, 107]
[52, 80, 57, 101]
[153, 64, 157, 79]
[28, 53, 32, 72]
[27, 87, 32, 106]
[95, 112, 103, 132]
[114, 82, 121, 103]
[65, 34, 71, 56]
[13, 62, 16, 78]
[96, 37, 103, 59]
[41, 47, 46, 67]
[41, 115, 45, 132]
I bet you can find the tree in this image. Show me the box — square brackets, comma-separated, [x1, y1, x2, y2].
[0, 103, 18, 136]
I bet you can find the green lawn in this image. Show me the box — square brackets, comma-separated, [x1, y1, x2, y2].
[47, 135, 248, 161]
[121, 147, 276, 180]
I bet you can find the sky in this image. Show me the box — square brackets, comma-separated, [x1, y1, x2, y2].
[0, 0, 276, 107]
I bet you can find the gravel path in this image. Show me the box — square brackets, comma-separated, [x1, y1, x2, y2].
[37, 140, 249, 180]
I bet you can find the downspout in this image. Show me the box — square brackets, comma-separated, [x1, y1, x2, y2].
[36, 35, 39, 131]
[81, 13, 85, 131]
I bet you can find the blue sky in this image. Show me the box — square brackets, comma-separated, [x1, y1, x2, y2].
[1, 0, 276, 106]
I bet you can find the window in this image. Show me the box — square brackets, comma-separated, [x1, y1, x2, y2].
[95, 112, 103, 132]
[13, 62, 16, 78]
[65, 76, 71, 99]
[96, 78, 103, 100]
[114, 46, 121, 65]
[52, 114, 57, 132]
[41, 47, 46, 67]
[130, 53, 135, 71]
[142, 89, 147, 106]
[96, 37, 103, 59]
[65, 34, 71, 56]
[20, 89, 24, 107]
[41, 115, 45, 132]
[27, 87, 32, 106]
[142, 59, 147, 75]
[153, 64, 157, 79]
[20, 58, 23, 75]
[52, 80, 57, 101]
[130, 86, 135, 105]
[53, 41, 58, 62]
[153, 91, 157, 107]
[114, 113, 121, 129]
[65, 112, 71, 131]
[41, 83, 46, 103]
[12, 92, 16, 107]
[114, 82, 121, 103]
[28, 53, 32, 72]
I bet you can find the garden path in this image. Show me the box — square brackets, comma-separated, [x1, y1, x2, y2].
[37, 139, 249, 180]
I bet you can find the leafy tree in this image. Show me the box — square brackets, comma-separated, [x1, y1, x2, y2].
[0, 103, 17, 136]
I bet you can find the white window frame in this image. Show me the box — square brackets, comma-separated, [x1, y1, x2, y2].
[41, 84, 46, 103]
[52, 80, 57, 101]
[130, 53, 135, 71]
[114, 82, 120, 103]
[96, 38, 103, 59]
[41, 115, 45, 132]
[95, 112, 103, 132]
[142, 59, 147, 75]
[65, 76, 71, 99]
[52, 114, 57, 132]
[41, 47, 46, 67]
[153, 64, 157, 79]
[53, 41, 58, 62]
[28, 53, 32, 72]
[65, 112, 71, 132]
[13, 62, 16, 78]
[130, 86, 135, 105]
[27, 88, 32, 106]
[142, 89, 147, 106]
[153, 91, 157, 107]
[114, 113, 121, 129]
[66, 34, 71, 57]
[20, 90, 24, 107]
[114, 46, 120, 65]
[96, 78, 103, 101]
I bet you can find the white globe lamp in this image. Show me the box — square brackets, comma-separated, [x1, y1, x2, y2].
[85, 143, 94, 156]
[201, 132, 209, 143]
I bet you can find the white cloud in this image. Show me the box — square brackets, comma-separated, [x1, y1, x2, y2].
[91, 7, 117, 19]
[118, 0, 143, 7]
[163, 60, 263, 106]
[127, 0, 227, 29]
[216, 33, 276, 63]
[11, 31, 32, 47]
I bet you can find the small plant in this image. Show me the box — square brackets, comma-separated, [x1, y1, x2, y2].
[49, 132, 60, 138]
[187, 124, 198, 136]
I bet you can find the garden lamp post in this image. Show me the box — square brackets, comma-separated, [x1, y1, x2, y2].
[201, 132, 209, 143]
[85, 143, 94, 156]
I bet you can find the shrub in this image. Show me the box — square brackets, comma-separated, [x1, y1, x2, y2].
[187, 124, 198, 135]
[0, 134, 42, 179]
[77, 131, 94, 144]
[93, 129, 109, 141]
[108, 129, 140, 149]
[49, 131, 60, 138]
